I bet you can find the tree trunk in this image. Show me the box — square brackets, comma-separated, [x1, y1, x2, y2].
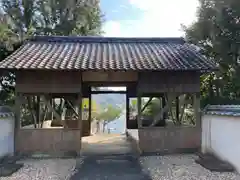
[96, 121, 100, 133]
[102, 121, 106, 133]
[27, 96, 37, 128]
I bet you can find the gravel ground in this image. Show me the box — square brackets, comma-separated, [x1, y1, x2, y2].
[1, 154, 240, 180]
[0, 158, 76, 180]
[139, 154, 240, 180]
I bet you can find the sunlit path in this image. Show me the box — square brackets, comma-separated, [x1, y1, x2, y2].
[81, 134, 133, 156]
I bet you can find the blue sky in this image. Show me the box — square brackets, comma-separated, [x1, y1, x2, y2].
[101, 0, 199, 37]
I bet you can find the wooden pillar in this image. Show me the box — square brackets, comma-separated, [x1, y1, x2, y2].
[36, 95, 41, 128]
[77, 93, 82, 152]
[162, 96, 167, 120]
[176, 96, 179, 123]
[14, 92, 21, 154]
[77, 94, 82, 129]
[137, 94, 142, 128]
[50, 98, 54, 120]
[194, 93, 201, 127]
[126, 92, 130, 129]
[89, 95, 92, 122]
[88, 94, 92, 135]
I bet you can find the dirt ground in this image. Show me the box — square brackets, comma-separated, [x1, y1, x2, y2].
[81, 134, 133, 156]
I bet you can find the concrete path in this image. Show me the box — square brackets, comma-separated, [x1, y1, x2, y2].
[81, 134, 133, 156]
[70, 155, 151, 180]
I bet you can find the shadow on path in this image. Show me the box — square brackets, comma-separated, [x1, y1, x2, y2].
[70, 155, 152, 180]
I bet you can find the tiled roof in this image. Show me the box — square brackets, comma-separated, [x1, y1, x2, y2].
[0, 36, 217, 71]
[203, 105, 240, 117]
[0, 106, 14, 119]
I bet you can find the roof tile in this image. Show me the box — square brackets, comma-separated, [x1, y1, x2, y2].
[0, 36, 217, 71]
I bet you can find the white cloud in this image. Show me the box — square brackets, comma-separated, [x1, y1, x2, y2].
[103, 0, 199, 37]
[103, 21, 123, 37]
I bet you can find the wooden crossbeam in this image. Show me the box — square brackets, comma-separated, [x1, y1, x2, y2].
[66, 100, 79, 117]
[42, 95, 61, 121]
[150, 93, 177, 127]
[141, 97, 153, 113]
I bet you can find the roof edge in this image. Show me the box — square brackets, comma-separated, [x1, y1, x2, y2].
[28, 35, 186, 44]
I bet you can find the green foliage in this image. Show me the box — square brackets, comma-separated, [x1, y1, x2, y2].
[82, 98, 100, 121]
[0, 0, 102, 127]
[0, 0, 102, 108]
[1, 0, 103, 38]
[96, 105, 122, 124]
[142, 98, 161, 117]
[184, 0, 240, 106]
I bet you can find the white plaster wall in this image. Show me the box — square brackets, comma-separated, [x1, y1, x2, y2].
[201, 115, 211, 153]
[202, 114, 240, 173]
[0, 117, 14, 157]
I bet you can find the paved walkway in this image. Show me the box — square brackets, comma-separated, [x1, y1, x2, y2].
[70, 155, 151, 180]
[81, 134, 133, 156]
[73, 134, 148, 179]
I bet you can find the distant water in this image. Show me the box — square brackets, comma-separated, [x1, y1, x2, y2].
[106, 112, 126, 134]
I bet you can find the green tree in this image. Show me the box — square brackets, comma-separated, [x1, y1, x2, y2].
[0, 0, 103, 126]
[82, 98, 100, 121]
[184, 0, 240, 106]
[142, 98, 161, 117]
[1, 0, 102, 39]
[96, 105, 122, 132]
[0, 13, 19, 106]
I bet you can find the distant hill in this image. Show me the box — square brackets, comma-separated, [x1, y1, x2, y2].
[92, 94, 126, 108]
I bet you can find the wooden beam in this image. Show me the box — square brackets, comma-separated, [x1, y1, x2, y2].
[141, 97, 153, 113]
[137, 94, 142, 128]
[89, 95, 92, 122]
[14, 92, 21, 154]
[150, 93, 177, 127]
[162, 96, 167, 120]
[88, 95, 92, 135]
[142, 93, 165, 98]
[126, 93, 130, 129]
[176, 96, 180, 123]
[14, 93, 21, 129]
[50, 99, 54, 120]
[194, 93, 201, 127]
[82, 81, 136, 87]
[36, 96, 41, 128]
[90, 90, 126, 94]
[76, 94, 82, 129]
[66, 100, 79, 118]
[42, 95, 61, 121]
